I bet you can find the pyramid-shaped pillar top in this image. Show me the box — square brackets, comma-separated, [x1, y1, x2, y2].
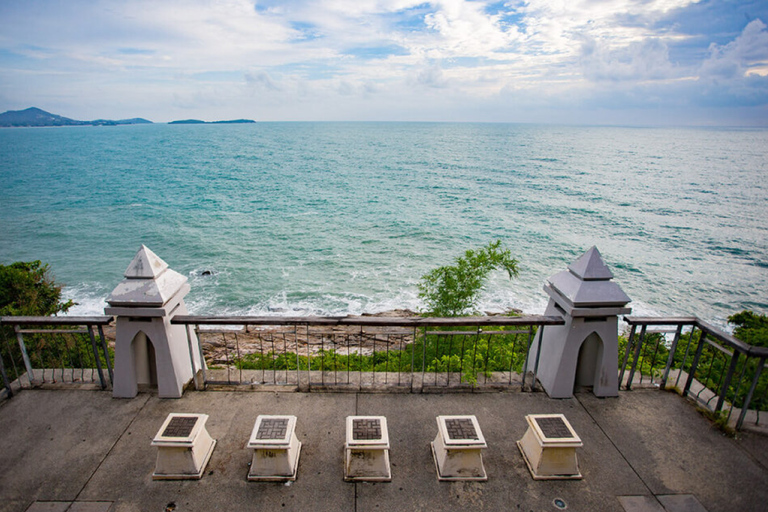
[546, 247, 630, 309]
[567, 246, 613, 281]
[107, 246, 188, 308]
[124, 245, 169, 279]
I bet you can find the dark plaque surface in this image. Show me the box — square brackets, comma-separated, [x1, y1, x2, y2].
[445, 418, 478, 440]
[536, 416, 572, 439]
[256, 418, 289, 440]
[162, 416, 198, 438]
[353, 418, 382, 440]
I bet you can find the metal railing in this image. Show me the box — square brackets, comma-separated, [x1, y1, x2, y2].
[0, 316, 114, 397]
[620, 316, 768, 430]
[171, 315, 564, 393]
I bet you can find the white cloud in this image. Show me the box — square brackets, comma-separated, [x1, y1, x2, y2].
[579, 37, 678, 82]
[701, 19, 768, 79]
[0, 0, 765, 124]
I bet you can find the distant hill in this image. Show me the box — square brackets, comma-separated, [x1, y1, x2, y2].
[0, 107, 152, 127]
[91, 118, 153, 126]
[169, 119, 256, 124]
[212, 119, 256, 124]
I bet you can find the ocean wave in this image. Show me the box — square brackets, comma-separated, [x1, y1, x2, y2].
[61, 284, 109, 316]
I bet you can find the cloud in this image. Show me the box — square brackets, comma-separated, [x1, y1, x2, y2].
[579, 37, 678, 82]
[245, 70, 281, 91]
[0, 0, 766, 124]
[700, 19, 768, 79]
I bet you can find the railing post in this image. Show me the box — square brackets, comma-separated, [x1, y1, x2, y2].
[715, 349, 741, 413]
[87, 325, 107, 389]
[97, 325, 113, 384]
[184, 324, 202, 391]
[660, 324, 683, 389]
[684, 331, 708, 397]
[626, 324, 647, 391]
[618, 324, 637, 388]
[521, 326, 534, 390]
[737, 356, 765, 430]
[531, 325, 544, 392]
[0, 347, 12, 398]
[14, 325, 35, 384]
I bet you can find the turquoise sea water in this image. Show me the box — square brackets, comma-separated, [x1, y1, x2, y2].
[0, 123, 766, 326]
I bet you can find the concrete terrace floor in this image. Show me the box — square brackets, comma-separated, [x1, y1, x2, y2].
[1, 388, 767, 512]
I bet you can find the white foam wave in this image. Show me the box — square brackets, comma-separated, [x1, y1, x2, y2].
[61, 284, 109, 316]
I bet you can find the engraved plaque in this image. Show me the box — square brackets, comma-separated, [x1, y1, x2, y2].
[162, 416, 198, 438]
[445, 418, 478, 440]
[257, 418, 289, 440]
[535, 416, 572, 439]
[352, 418, 382, 440]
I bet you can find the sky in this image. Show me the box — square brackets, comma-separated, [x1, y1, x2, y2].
[0, 0, 767, 126]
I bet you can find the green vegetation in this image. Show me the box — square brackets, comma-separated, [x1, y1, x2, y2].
[728, 310, 768, 348]
[0, 261, 106, 384]
[234, 328, 533, 385]
[0, 261, 73, 317]
[417, 240, 519, 317]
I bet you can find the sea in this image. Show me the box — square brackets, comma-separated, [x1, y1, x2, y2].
[1, 122, 766, 328]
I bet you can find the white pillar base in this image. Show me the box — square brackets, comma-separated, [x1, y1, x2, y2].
[517, 414, 582, 480]
[431, 415, 487, 481]
[152, 413, 216, 480]
[247, 415, 302, 481]
[344, 416, 391, 482]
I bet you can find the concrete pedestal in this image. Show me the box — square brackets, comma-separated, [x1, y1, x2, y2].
[151, 413, 216, 480]
[247, 415, 301, 481]
[431, 415, 487, 481]
[344, 416, 391, 482]
[517, 413, 582, 480]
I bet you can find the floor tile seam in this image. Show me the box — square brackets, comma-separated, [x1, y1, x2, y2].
[71, 393, 151, 503]
[574, 393, 657, 498]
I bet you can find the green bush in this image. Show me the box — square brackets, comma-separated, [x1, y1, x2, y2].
[1, 261, 80, 382]
[417, 240, 519, 317]
[234, 327, 534, 385]
[728, 310, 768, 348]
[0, 261, 73, 317]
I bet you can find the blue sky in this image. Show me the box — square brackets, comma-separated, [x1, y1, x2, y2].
[0, 0, 766, 125]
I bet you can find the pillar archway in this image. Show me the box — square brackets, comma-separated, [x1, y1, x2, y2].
[575, 332, 604, 392]
[132, 331, 158, 390]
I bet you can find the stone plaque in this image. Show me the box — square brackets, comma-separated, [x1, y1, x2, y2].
[161, 416, 198, 438]
[257, 418, 289, 440]
[445, 418, 478, 441]
[353, 418, 382, 440]
[535, 416, 573, 439]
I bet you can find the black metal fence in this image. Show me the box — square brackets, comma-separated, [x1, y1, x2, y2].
[620, 316, 768, 430]
[171, 315, 565, 392]
[0, 316, 113, 397]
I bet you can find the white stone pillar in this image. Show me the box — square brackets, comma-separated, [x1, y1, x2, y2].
[106, 245, 202, 398]
[526, 247, 631, 398]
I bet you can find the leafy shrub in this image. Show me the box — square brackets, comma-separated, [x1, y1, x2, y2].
[417, 240, 519, 317]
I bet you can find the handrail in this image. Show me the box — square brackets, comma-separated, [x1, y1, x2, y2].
[622, 315, 767, 430]
[172, 314, 563, 393]
[1, 315, 113, 326]
[0, 315, 114, 396]
[171, 314, 565, 327]
[624, 316, 768, 357]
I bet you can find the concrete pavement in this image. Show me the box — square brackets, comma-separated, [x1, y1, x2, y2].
[1, 388, 766, 512]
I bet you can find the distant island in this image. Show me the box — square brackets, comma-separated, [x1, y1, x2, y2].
[169, 119, 256, 124]
[0, 107, 152, 127]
